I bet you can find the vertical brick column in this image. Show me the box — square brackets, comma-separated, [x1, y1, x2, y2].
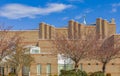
[96, 18, 102, 39]
[68, 20, 74, 39]
[46, 24, 50, 39]
[74, 22, 79, 39]
[102, 19, 108, 38]
[39, 22, 45, 39]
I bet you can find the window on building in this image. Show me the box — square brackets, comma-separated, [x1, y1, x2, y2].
[32, 49, 40, 53]
[0, 67, 4, 76]
[46, 63, 51, 76]
[23, 66, 29, 76]
[24, 45, 40, 54]
[10, 67, 15, 73]
[80, 63, 83, 71]
[31, 47, 40, 54]
[37, 64, 41, 75]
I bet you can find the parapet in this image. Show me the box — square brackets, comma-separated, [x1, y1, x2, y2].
[39, 22, 55, 39]
[39, 18, 116, 40]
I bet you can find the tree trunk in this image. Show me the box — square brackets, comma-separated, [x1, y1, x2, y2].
[102, 62, 107, 73]
[18, 68, 22, 76]
[74, 61, 79, 71]
[18, 65, 22, 76]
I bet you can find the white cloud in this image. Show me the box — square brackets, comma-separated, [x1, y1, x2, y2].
[84, 8, 92, 14]
[112, 8, 117, 13]
[75, 15, 82, 20]
[74, 8, 92, 20]
[0, 3, 72, 19]
[112, 3, 120, 7]
[62, 17, 69, 20]
[111, 3, 120, 13]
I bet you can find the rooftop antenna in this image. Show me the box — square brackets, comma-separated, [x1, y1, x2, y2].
[83, 15, 86, 24]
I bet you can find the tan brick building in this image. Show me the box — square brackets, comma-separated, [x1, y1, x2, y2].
[1, 18, 120, 76]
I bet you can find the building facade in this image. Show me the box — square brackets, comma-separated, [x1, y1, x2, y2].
[1, 18, 120, 76]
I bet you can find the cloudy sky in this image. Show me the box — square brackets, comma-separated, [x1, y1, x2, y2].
[0, 0, 120, 33]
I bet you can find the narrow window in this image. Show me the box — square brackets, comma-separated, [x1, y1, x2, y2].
[46, 63, 51, 76]
[80, 63, 83, 71]
[23, 66, 29, 76]
[37, 64, 41, 75]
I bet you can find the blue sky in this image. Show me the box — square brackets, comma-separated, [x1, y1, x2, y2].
[0, 0, 120, 33]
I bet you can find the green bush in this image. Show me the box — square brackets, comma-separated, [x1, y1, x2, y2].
[106, 73, 111, 76]
[49, 74, 58, 76]
[90, 71, 104, 76]
[88, 72, 94, 76]
[8, 72, 16, 76]
[49, 75, 52, 76]
[59, 69, 87, 76]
